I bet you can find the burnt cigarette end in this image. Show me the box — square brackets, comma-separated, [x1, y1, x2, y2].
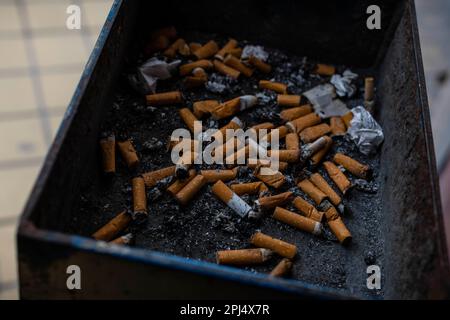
[174, 174, 206, 206]
[250, 232, 297, 259]
[270, 258, 293, 277]
[132, 177, 147, 220]
[99, 135, 115, 174]
[333, 153, 371, 180]
[146, 91, 183, 106]
[273, 207, 322, 236]
[92, 210, 131, 241]
[117, 139, 139, 168]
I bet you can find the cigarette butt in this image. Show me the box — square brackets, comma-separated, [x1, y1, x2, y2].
[280, 104, 313, 122]
[99, 135, 115, 174]
[251, 122, 275, 132]
[250, 232, 297, 259]
[215, 38, 238, 60]
[267, 149, 300, 163]
[216, 248, 273, 265]
[254, 166, 286, 189]
[248, 55, 271, 73]
[323, 161, 351, 194]
[183, 76, 207, 89]
[333, 153, 371, 179]
[224, 144, 249, 166]
[211, 97, 241, 120]
[211, 180, 255, 217]
[292, 197, 324, 222]
[364, 77, 375, 101]
[132, 177, 147, 218]
[146, 91, 183, 106]
[109, 233, 133, 245]
[193, 100, 220, 118]
[273, 207, 322, 235]
[163, 38, 186, 58]
[175, 174, 206, 205]
[224, 54, 254, 77]
[330, 117, 347, 136]
[213, 60, 240, 79]
[341, 111, 353, 129]
[262, 125, 289, 142]
[167, 169, 197, 196]
[259, 80, 287, 94]
[92, 210, 131, 241]
[192, 67, 207, 79]
[286, 113, 321, 134]
[246, 159, 288, 172]
[277, 94, 301, 107]
[310, 136, 333, 166]
[301, 136, 329, 162]
[285, 133, 300, 150]
[297, 179, 328, 205]
[200, 168, 238, 183]
[228, 47, 243, 58]
[193, 40, 219, 60]
[270, 258, 293, 277]
[230, 182, 268, 196]
[179, 60, 213, 76]
[313, 63, 336, 76]
[255, 191, 293, 211]
[179, 108, 199, 133]
[142, 165, 176, 187]
[189, 42, 202, 53]
[300, 123, 331, 143]
[117, 140, 139, 168]
[211, 117, 243, 144]
[309, 173, 341, 206]
[323, 202, 352, 245]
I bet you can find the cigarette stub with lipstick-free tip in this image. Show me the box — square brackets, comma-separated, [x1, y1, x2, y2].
[228, 47, 243, 59]
[193, 40, 219, 60]
[250, 232, 297, 259]
[262, 125, 289, 142]
[247, 159, 289, 172]
[341, 111, 353, 129]
[286, 112, 321, 133]
[174, 174, 206, 205]
[310, 136, 333, 166]
[280, 104, 312, 122]
[117, 139, 139, 168]
[92, 210, 131, 241]
[179, 108, 199, 133]
[132, 177, 147, 219]
[300, 123, 331, 143]
[277, 94, 301, 107]
[297, 179, 328, 205]
[193, 100, 219, 118]
[309, 173, 342, 208]
[248, 56, 272, 73]
[333, 153, 372, 179]
[146, 91, 183, 106]
[254, 166, 286, 189]
[300, 136, 329, 162]
[200, 167, 239, 183]
[292, 196, 324, 222]
[273, 207, 322, 236]
[212, 95, 257, 120]
[215, 38, 238, 60]
[323, 161, 351, 194]
[224, 54, 254, 77]
[183, 75, 206, 89]
[330, 117, 346, 136]
[189, 42, 202, 53]
[216, 248, 273, 265]
[267, 149, 300, 163]
[230, 182, 268, 196]
[321, 201, 352, 245]
[209, 116, 243, 141]
[179, 60, 213, 76]
[313, 63, 336, 76]
[142, 165, 176, 187]
[192, 67, 207, 80]
[163, 38, 186, 58]
[250, 122, 275, 132]
[109, 233, 133, 246]
[99, 135, 115, 174]
[270, 258, 293, 277]
[364, 77, 375, 101]
[255, 191, 294, 212]
[211, 180, 256, 218]
[259, 80, 287, 94]
[213, 60, 240, 79]
[166, 169, 197, 196]
[285, 133, 300, 150]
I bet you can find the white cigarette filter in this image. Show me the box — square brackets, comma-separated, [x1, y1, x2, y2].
[211, 180, 256, 218]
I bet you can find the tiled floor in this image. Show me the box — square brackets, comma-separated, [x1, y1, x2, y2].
[0, 0, 449, 300]
[0, 0, 113, 300]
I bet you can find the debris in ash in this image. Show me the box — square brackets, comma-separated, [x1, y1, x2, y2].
[330, 69, 358, 98]
[347, 106, 384, 155]
[364, 251, 376, 265]
[353, 178, 379, 194]
[303, 84, 335, 108]
[138, 57, 181, 93]
[255, 92, 274, 105]
[205, 73, 237, 94]
[290, 70, 306, 86]
[142, 137, 164, 151]
[147, 188, 163, 202]
[241, 45, 269, 61]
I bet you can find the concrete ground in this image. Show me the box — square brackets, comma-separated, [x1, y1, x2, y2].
[0, 0, 449, 299]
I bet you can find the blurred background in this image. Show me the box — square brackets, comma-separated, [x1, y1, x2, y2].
[0, 0, 449, 299]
